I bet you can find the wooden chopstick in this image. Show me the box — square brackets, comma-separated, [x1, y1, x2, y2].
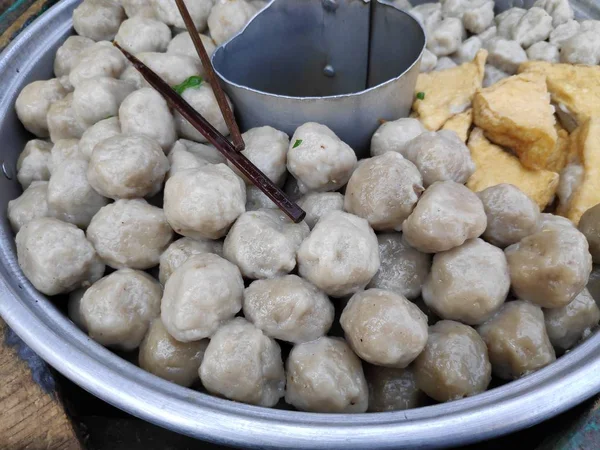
[113, 42, 306, 224]
[174, 0, 245, 152]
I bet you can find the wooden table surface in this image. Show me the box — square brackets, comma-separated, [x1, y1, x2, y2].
[1, 1, 600, 449]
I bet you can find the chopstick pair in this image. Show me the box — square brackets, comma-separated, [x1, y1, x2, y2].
[113, 0, 305, 223]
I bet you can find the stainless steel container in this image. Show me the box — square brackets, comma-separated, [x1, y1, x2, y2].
[1, 1, 600, 448]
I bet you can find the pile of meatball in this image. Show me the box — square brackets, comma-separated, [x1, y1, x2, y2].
[6, 0, 600, 414]
[398, 0, 600, 85]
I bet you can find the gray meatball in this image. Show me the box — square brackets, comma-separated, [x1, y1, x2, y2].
[69, 42, 127, 89]
[72, 77, 135, 126]
[7, 181, 51, 233]
[114, 16, 172, 54]
[167, 32, 216, 63]
[16, 217, 105, 296]
[367, 233, 431, 300]
[477, 184, 540, 248]
[158, 237, 223, 285]
[207, 0, 257, 45]
[427, 18, 465, 57]
[344, 152, 424, 231]
[544, 288, 600, 353]
[365, 365, 425, 412]
[505, 223, 592, 308]
[402, 181, 487, 253]
[579, 204, 600, 264]
[297, 211, 380, 297]
[167, 139, 226, 179]
[78, 117, 121, 159]
[200, 318, 285, 407]
[243, 275, 334, 344]
[285, 337, 368, 413]
[341, 289, 428, 368]
[296, 192, 344, 229]
[54, 36, 95, 78]
[245, 185, 277, 211]
[15, 79, 68, 138]
[121, 52, 202, 89]
[423, 238, 510, 325]
[370, 118, 425, 157]
[48, 139, 84, 175]
[223, 209, 309, 279]
[139, 318, 208, 387]
[526, 41, 559, 63]
[73, 0, 125, 41]
[16, 139, 52, 189]
[152, 0, 213, 31]
[87, 134, 169, 199]
[87, 199, 174, 269]
[46, 93, 88, 142]
[511, 7, 553, 48]
[478, 301, 556, 379]
[403, 130, 475, 187]
[47, 159, 109, 228]
[414, 320, 491, 402]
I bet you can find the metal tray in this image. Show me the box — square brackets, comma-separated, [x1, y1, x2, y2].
[1, 1, 600, 448]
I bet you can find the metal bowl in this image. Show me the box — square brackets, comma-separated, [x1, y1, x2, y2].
[1, 1, 600, 448]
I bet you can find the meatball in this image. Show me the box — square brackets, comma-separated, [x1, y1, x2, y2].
[463, 1, 494, 34]
[454, 36, 483, 64]
[402, 181, 487, 253]
[410, 3, 442, 33]
[434, 57, 457, 71]
[87, 134, 169, 199]
[544, 288, 600, 353]
[174, 83, 231, 143]
[560, 31, 600, 66]
[161, 253, 243, 342]
[245, 185, 277, 211]
[511, 7, 553, 48]
[16, 217, 105, 296]
[119, 88, 177, 152]
[505, 223, 592, 308]
[72, 0, 125, 41]
[534, 0, 574, 27]
[243, 275, 334, 344]
[477, 184, 540, 248]
[365, 365, 425, 412]
[167, 32, 216, 62]
[495, 7, 526, 39]
[557, 164, 583, 214]
[287, 122, 357, 193]
[163, 164, 246, 240]
[487, 38, 528, 75]
[151, 0, 213, 31]
[114, 16, 172, 54]
[80, 269, 161, 350]
[16, 139, 52, 189]
[54, 36, 95, 78]
[297, 211, 380, 297]
[67, 288, 87, 330]
[403, 130, 475, 187]
[68, 41, 127, 89]
[207, 0, 257, 45]
[414, 321, 491, 402]
[344, 152, 423, 231]
[427, 18, 465, 57]
[48, 139, 84, 175]
[46, 93, 88, 142]
[87, 199, 174, 269]
[223, 209, 309, 279]
[478, 301, 556, 379]
[78, 117, 121, 159]
[370, 118, 426, 158]
[526, 41, 559, 63]
[423, 238, 510, 325]
[285, 337, 368, 413]
[122, 0, 156, 17]
[139, 318, 208, 387]
[7, 182, 51, 233]
[72, 77, 136, 126]
[296, 192, 344, 229]
[227, 126, 288, 186]
[167, 139, 226, 179]
[47, 159, 109, 228]
[420, 49, 438, 73]
[158, 237, 223, 285]
[579, 204, 600, 264]
[341, 289, 428, 368]
[200, 318, 285, 407]
[15, 79, 68, 137]
[549, 20, 580, 48]
[483, 65, 509, 88]
[367, 233, 431, 300]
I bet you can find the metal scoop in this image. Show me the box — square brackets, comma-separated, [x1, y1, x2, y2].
[212, 0, 426, 158]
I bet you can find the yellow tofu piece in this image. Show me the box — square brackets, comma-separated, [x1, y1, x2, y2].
[519, 61, 600, 129]
[565, 118, 600, 225]
[473, 72, 558, 171]
[467, 128, 559, 209]
[413, 50, 487, 131]
[441, 109, 473, 143]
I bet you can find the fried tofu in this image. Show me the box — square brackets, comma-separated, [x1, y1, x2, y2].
[563, 118, 600, 225]
[519, 61, 600, 131]
[467, 128, 559, 209]
[473, 72, 558, 171]
[441, 109, 473, 143]
[552, 121, 573, 172]
[413, 50, 487, 131]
